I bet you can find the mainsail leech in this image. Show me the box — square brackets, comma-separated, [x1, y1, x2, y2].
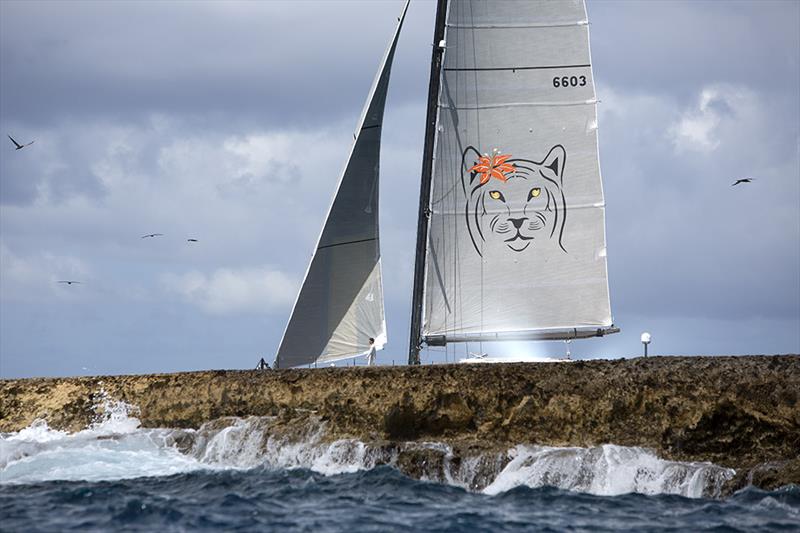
[275, 1, 409, 369]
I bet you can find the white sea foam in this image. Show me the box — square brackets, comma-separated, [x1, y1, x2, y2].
[484, 444, 735, 498]
[0, 397, 204, 484]
[1, 408, 735, 498]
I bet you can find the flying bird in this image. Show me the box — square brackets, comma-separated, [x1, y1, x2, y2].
[141, 233, 164, 238]
[8, 134, 34, 150]
[731, 178, 754, 186]
[187, 238, 198, 242]
[57, 280, 82, 285]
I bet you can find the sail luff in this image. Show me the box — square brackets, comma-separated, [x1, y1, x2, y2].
[274, 1, 409, 369]
[408, 0, 450, 365]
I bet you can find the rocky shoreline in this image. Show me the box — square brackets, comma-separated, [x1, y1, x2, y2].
[1, 355, 798, 495]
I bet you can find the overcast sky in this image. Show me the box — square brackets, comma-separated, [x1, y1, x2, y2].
[1, 0, 798, 378]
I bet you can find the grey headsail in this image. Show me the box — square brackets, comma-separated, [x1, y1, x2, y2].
[411, 0, 617, 353]
[275, 1, 408, 369]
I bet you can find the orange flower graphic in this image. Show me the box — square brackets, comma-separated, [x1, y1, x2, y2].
[469, 151, 515, 185]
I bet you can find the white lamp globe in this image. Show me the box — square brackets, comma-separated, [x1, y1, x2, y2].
[641, 332, 651, 344]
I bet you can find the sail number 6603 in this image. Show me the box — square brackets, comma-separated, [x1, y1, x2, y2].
[553, 75, 587, 88]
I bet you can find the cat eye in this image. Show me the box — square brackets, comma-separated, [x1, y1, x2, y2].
[529, 187, 541, 199]
[489, 190, 505, 201]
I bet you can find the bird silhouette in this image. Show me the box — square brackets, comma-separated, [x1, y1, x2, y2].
[141, 233, 164, 238]
[8, 134, 35, 150]
[731, 178, 754, 186]
[57, 280, 81, 285]
[187, 238, 198, 242]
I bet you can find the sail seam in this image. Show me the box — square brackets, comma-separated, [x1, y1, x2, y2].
[446, 21, 587, 29]
[439, 100, 596, 110]
[361, 124, 382, 130]
[444, 64, 590, 71]
[317, 237, 377, 251]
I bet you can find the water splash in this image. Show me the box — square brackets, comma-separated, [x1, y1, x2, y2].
[88, 387, 142, 434]
[191, 416, 382, 475]
[484, 444, 735, 498]
[1, 406, 736, 498]
[0, 390, 199, 484]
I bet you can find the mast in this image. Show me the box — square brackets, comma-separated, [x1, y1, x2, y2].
[408, 0, 448, 365]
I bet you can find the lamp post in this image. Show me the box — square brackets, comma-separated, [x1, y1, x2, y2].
[641, 332, 651, 357]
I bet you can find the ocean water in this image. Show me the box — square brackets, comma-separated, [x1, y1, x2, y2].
[1, 399, 798, 531]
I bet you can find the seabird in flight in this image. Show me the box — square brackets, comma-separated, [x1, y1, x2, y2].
[187, 238, 198, 242]
[8, 135, 35, 150]
[57, 280, 82, 285]
[731, 178, 754, 186]
[141, 233, 164, 238]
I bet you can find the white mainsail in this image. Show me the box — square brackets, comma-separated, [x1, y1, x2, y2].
[275, 1, 408, 369]
[419, 0, 615, 346]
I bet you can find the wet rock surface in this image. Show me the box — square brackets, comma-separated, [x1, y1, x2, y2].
[1, 355, 798, 494]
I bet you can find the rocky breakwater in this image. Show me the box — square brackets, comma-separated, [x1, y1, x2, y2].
[1, 355, 798, 495]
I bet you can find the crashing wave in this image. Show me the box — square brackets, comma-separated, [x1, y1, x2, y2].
[0, 401, 735, 498]
[484, 444, 734, 497]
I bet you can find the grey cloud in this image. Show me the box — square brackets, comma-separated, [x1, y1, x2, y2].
[0, 137, 108, 206]
[600, 84, 799, 323]
[0, 149, 41, 205]
[0, 1, 432, 126]
[588, 0, 799, 101]
[0, 1, 798, 378]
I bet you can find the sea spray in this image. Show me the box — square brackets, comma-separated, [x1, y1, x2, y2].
[190, 415, 385, 474]
[187, 418, 735, 497]
[193, 421, 501, 489]
[484, 444, 735, 498]
[0, 392, 202, 484]
[88, 386, 142, 434]
[0, 389, 139, 471]
[0, 419, 68, 469]
[2, 405, 735, 498]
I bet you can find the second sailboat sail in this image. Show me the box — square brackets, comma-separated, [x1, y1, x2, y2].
[420, 0, 616, 345]
[275, 2, 408, 368]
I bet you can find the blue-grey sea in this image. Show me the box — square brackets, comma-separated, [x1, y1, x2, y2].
[1, 402, 797, 531]
[3, 468, 799, 532]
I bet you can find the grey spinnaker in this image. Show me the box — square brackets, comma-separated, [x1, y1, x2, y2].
[419, 0, 616, 345]
[274, 1, 408, 369]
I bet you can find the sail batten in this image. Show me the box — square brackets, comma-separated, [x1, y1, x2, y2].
[438, 101, 597, 110]
[417, 0, 615, 345]
[275, 1, 408, 369]
[444, 65, 591, 71]
[446, 23, 588, 29]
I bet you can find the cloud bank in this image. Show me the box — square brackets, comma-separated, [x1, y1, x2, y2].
[1, 0, 797, 377]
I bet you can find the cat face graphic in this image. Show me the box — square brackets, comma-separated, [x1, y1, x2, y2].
[462, 145, 567, 256]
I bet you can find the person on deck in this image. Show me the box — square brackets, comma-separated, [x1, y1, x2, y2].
[366, 338, 376, 366]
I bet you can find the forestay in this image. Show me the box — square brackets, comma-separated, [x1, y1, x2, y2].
[275, 2, 408, 368]
[421, 0, 614, 344]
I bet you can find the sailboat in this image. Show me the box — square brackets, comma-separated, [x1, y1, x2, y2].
[275, 0, 618, 369]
